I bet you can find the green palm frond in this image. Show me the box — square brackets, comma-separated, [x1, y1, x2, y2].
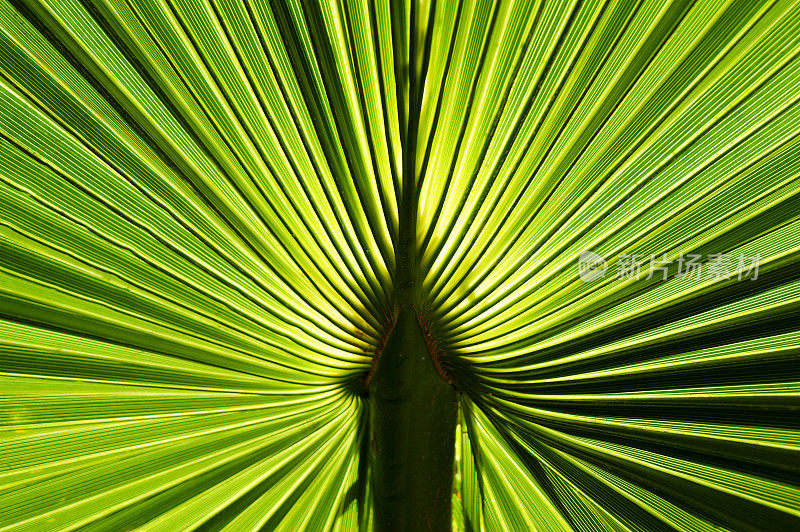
[1, 0, 799, 530]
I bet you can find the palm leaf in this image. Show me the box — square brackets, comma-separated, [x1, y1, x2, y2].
[1, 0, 799, 530]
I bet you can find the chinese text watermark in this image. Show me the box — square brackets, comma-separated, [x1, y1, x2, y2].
[578, 251, 760, 283]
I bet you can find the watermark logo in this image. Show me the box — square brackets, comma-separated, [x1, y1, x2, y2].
[578, 250, 608, 282]
[577, 251, 760, 283]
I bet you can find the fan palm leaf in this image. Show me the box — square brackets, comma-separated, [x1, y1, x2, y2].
[1, 0, 799, 530]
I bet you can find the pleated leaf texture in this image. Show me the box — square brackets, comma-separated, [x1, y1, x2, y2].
[1, 0, 800, 530]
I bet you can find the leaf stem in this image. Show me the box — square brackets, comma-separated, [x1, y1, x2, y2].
[368, 307, 458, 531]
